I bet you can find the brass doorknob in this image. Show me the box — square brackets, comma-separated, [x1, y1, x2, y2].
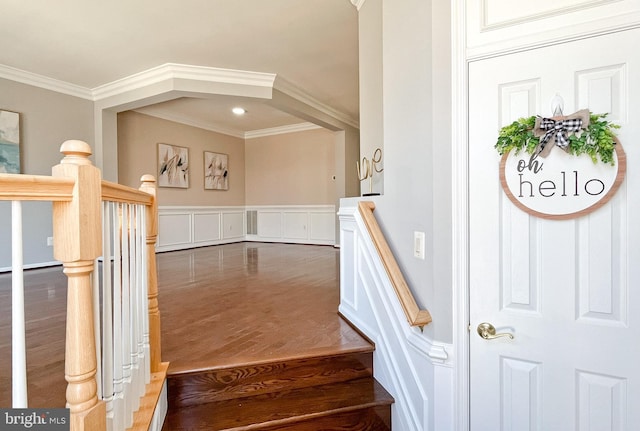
[477, 322, 514, 340]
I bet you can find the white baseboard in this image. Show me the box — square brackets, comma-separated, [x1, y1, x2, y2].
[0, 260, 61, 273]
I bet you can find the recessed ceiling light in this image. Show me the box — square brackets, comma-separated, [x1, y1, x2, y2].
[232, 107, 246, 115]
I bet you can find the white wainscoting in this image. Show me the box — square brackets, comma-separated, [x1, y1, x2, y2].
[246, 205, 336, 246]
[338, 199, 453, 431]
[157, 205, 336, 252]
[157, 206, 245, 252]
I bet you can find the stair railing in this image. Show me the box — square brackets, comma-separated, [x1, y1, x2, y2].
[357, 201, 432, 327]
[1, 140, 167, 431]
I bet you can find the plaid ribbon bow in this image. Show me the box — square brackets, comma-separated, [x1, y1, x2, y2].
[538, 117, 583, 151]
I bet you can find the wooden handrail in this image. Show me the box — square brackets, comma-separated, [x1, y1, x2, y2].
[358, 201, 432, 327]
[102, 180, 153, 205]
[0, 173, 74, 201]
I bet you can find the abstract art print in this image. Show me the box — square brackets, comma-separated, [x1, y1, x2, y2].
[204, 151, 228, 190]
[158, 143, 189, 188]
[0, 110, 20, 173]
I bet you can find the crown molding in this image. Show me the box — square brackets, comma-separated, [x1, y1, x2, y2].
[133, 108, 245, 138]
[134, 108, 321, 139]
[244, 122, 322, 139]
[274, 77, 359, 129]
[92, 63, 277, 101]
[350, 0, 366, 11]
[0, 61, 356, 132]
[0, 64, 93, 100]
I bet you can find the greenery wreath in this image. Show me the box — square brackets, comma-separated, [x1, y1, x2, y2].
[495, 112, 620, 165]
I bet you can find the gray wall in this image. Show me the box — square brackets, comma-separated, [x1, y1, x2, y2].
[0, 78, 94, 269]
[357, 0, 453, 343]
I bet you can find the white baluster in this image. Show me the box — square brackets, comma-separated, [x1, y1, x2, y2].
[127, 204, 141, 412]
[11, 200, 27, 408]
[112, 203, 124, 431]
[102, 202, 115, 431]
[134, 204, 146, 395]
[121, 203, 133, 428]
[140, 206, 151, 384]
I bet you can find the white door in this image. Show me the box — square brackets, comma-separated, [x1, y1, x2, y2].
[469, 29, 640, 430]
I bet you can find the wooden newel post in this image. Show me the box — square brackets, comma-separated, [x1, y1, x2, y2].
[52, 140, 106, 431]
[139, 174, 162, 373]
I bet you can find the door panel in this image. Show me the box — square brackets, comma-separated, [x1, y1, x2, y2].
[469, 29, 639, 430]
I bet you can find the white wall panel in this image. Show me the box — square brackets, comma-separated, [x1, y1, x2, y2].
[222, 212, 244, 239]
[257, 212, 282, 239]
[283, 212, 307, 239]
[193, 213, 220, 243]
[340, 226, 357, 309]
[309, 212, 336, 241]
[157, 213, 191, 248]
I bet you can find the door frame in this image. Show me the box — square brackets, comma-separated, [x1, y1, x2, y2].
[450, 2, 470, 430]
[451, 2, 640, 430]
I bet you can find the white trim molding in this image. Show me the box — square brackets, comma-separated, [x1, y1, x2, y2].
[273, 77, 359, 129]
[0, 64, 93, 100]
[338, 199, 453, 431]
[244, 122, 322, 139]
[451, 2, 470, 431]
[92, 63, 276, 101]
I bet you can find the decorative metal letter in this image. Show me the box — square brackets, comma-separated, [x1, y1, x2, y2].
[356, 148, 383, 196]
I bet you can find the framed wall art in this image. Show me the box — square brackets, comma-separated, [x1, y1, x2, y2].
[158, 143, 189, 188]
[0, 110, 20, 173]
[204, 151, 228, 190]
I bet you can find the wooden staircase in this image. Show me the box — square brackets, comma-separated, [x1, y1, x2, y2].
[162, 345, 393, 430]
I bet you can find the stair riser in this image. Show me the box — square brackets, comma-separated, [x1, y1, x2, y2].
[168, 351, 373, 408]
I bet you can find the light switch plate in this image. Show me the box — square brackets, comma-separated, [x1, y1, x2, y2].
[414, 231, 425, 259]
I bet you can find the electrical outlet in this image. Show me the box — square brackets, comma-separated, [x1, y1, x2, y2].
[47, 236, 54, 246]
[413, 231, 425, 259]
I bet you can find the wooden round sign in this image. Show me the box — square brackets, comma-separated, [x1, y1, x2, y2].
[499, 138, 626, 220]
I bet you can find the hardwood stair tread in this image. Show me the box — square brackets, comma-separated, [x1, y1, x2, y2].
[168, 350, 374, 408]
[163, 377, 393, 431]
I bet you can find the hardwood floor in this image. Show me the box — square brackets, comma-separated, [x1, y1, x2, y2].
[0, 242, 372, 408]
[158, 242, 371, 374]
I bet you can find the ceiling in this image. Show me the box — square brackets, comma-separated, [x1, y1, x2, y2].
[0, 0, 359, 136]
